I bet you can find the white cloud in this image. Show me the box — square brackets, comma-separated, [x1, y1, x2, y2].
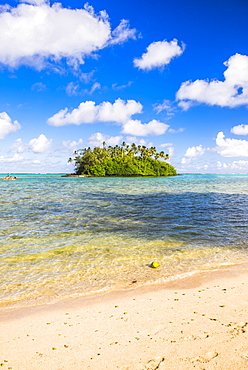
[231, 124, 248, 135]
[217, 160, 248, 171]
[89, 82, 101, 95]
[159, 143, 173, 148]
[109, 19, 136, 45]
[168, 127, 184, 133]
[178, 158, 248, 174]
[112, 81, 133, 90]
[31, 82, 47, 91]
[167, 146, 175, 157]
[125, 136, 147, 146]
[88, 132, 122, 147]
[62, 139, 83, 151]
[184, 145, 205, 157]
[47, 98, 143, 126]
[231, 160, 248, 170]
[0, 112, 21, 139]
[0, 2, 136, 70]
[181, 145, 206, 164]
[121, 119, 169, 136]
[0, 153, 23, 163]
[159, 143, 175, 156]
[134, 39, 185, 71]
[177, 54, 248, 109]
[65, 81, 101, 96]
[153, 99, 176, 115]
[215, 131, 248, 157]
[66, 82, 79, 96]
[11, 138, 27, 153]
[181, 157, 193, 164]
[29, 134, 52, 153]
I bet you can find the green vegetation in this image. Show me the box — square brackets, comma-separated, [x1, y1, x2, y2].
[69, 142, 177, 177]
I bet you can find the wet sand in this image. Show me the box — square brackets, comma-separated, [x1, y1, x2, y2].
[1, 264, 248, 369]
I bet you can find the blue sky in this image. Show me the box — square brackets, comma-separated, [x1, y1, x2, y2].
[0, 0, 248, 174]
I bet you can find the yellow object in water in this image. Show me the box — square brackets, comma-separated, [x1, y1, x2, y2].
[151, 262, 160, 268]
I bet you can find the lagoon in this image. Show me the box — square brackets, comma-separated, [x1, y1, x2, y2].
[0, 174, 247, 307]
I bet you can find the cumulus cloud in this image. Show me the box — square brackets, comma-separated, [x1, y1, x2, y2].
[184, 145, 205, 157]
[231, 124, 248, 135]
[177, 54, 248, 109]
[134, 39, 185, 71]
[62, 139, 83, 151]
[215, 131, 248, 157]
[0, 2, 136, 70]
[181, 144, 206, 164]
[29, 134, 52, 153]
[121, 119, 169, 136]
[88, 132, 122, 147]
[0, 112, 21, 139]
[47, 98, 143, 126]
[48, 98, 171, 137]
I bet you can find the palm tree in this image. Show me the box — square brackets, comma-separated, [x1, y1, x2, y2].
[150, 146, 157, 158]
[131, 143, 138, 156]
[121, 141, 126, 158]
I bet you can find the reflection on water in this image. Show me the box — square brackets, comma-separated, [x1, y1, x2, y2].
[0, 174, 248, 307]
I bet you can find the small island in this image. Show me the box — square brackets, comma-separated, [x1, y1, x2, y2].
[67, 142, 177, 177]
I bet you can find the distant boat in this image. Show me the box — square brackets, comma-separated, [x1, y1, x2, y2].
[2, 175, 18, 180]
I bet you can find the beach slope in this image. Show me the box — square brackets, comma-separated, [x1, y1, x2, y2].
[1, 265, 248, 370]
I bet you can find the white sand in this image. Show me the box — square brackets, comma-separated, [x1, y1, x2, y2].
[1, 264, 248, 370]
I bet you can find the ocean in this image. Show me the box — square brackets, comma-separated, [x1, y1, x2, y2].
[0, 173, 247, 307]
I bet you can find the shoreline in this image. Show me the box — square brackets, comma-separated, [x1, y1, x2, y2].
[1, 263, 248, 369]
[61, 173, 179, 178]
[1, 261, 247, 312]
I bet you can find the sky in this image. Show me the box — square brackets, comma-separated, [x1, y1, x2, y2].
[0, 0, 248, 174]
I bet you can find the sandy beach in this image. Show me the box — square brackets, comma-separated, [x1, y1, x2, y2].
[1, 264, 248, 370]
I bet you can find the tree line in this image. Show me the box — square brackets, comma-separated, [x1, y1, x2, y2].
[68, 142, 177, 177]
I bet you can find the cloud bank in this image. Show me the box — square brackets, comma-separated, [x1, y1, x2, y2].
[0, 1, 136, 70]
[134, 39, 184, 71]
[47, 98, 143, 126]
[177, 54, 248, 109]
[48, 98, 171, 137]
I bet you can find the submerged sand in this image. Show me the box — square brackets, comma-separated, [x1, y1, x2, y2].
[1, 264, 248, 369]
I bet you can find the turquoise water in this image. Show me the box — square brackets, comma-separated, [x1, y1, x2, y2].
[0, 174, 248, 307]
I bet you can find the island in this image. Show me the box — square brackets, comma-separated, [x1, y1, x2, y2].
[67, 142, 177, 177]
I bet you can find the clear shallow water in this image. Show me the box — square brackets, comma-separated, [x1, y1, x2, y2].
[0, 174, 248, 307]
